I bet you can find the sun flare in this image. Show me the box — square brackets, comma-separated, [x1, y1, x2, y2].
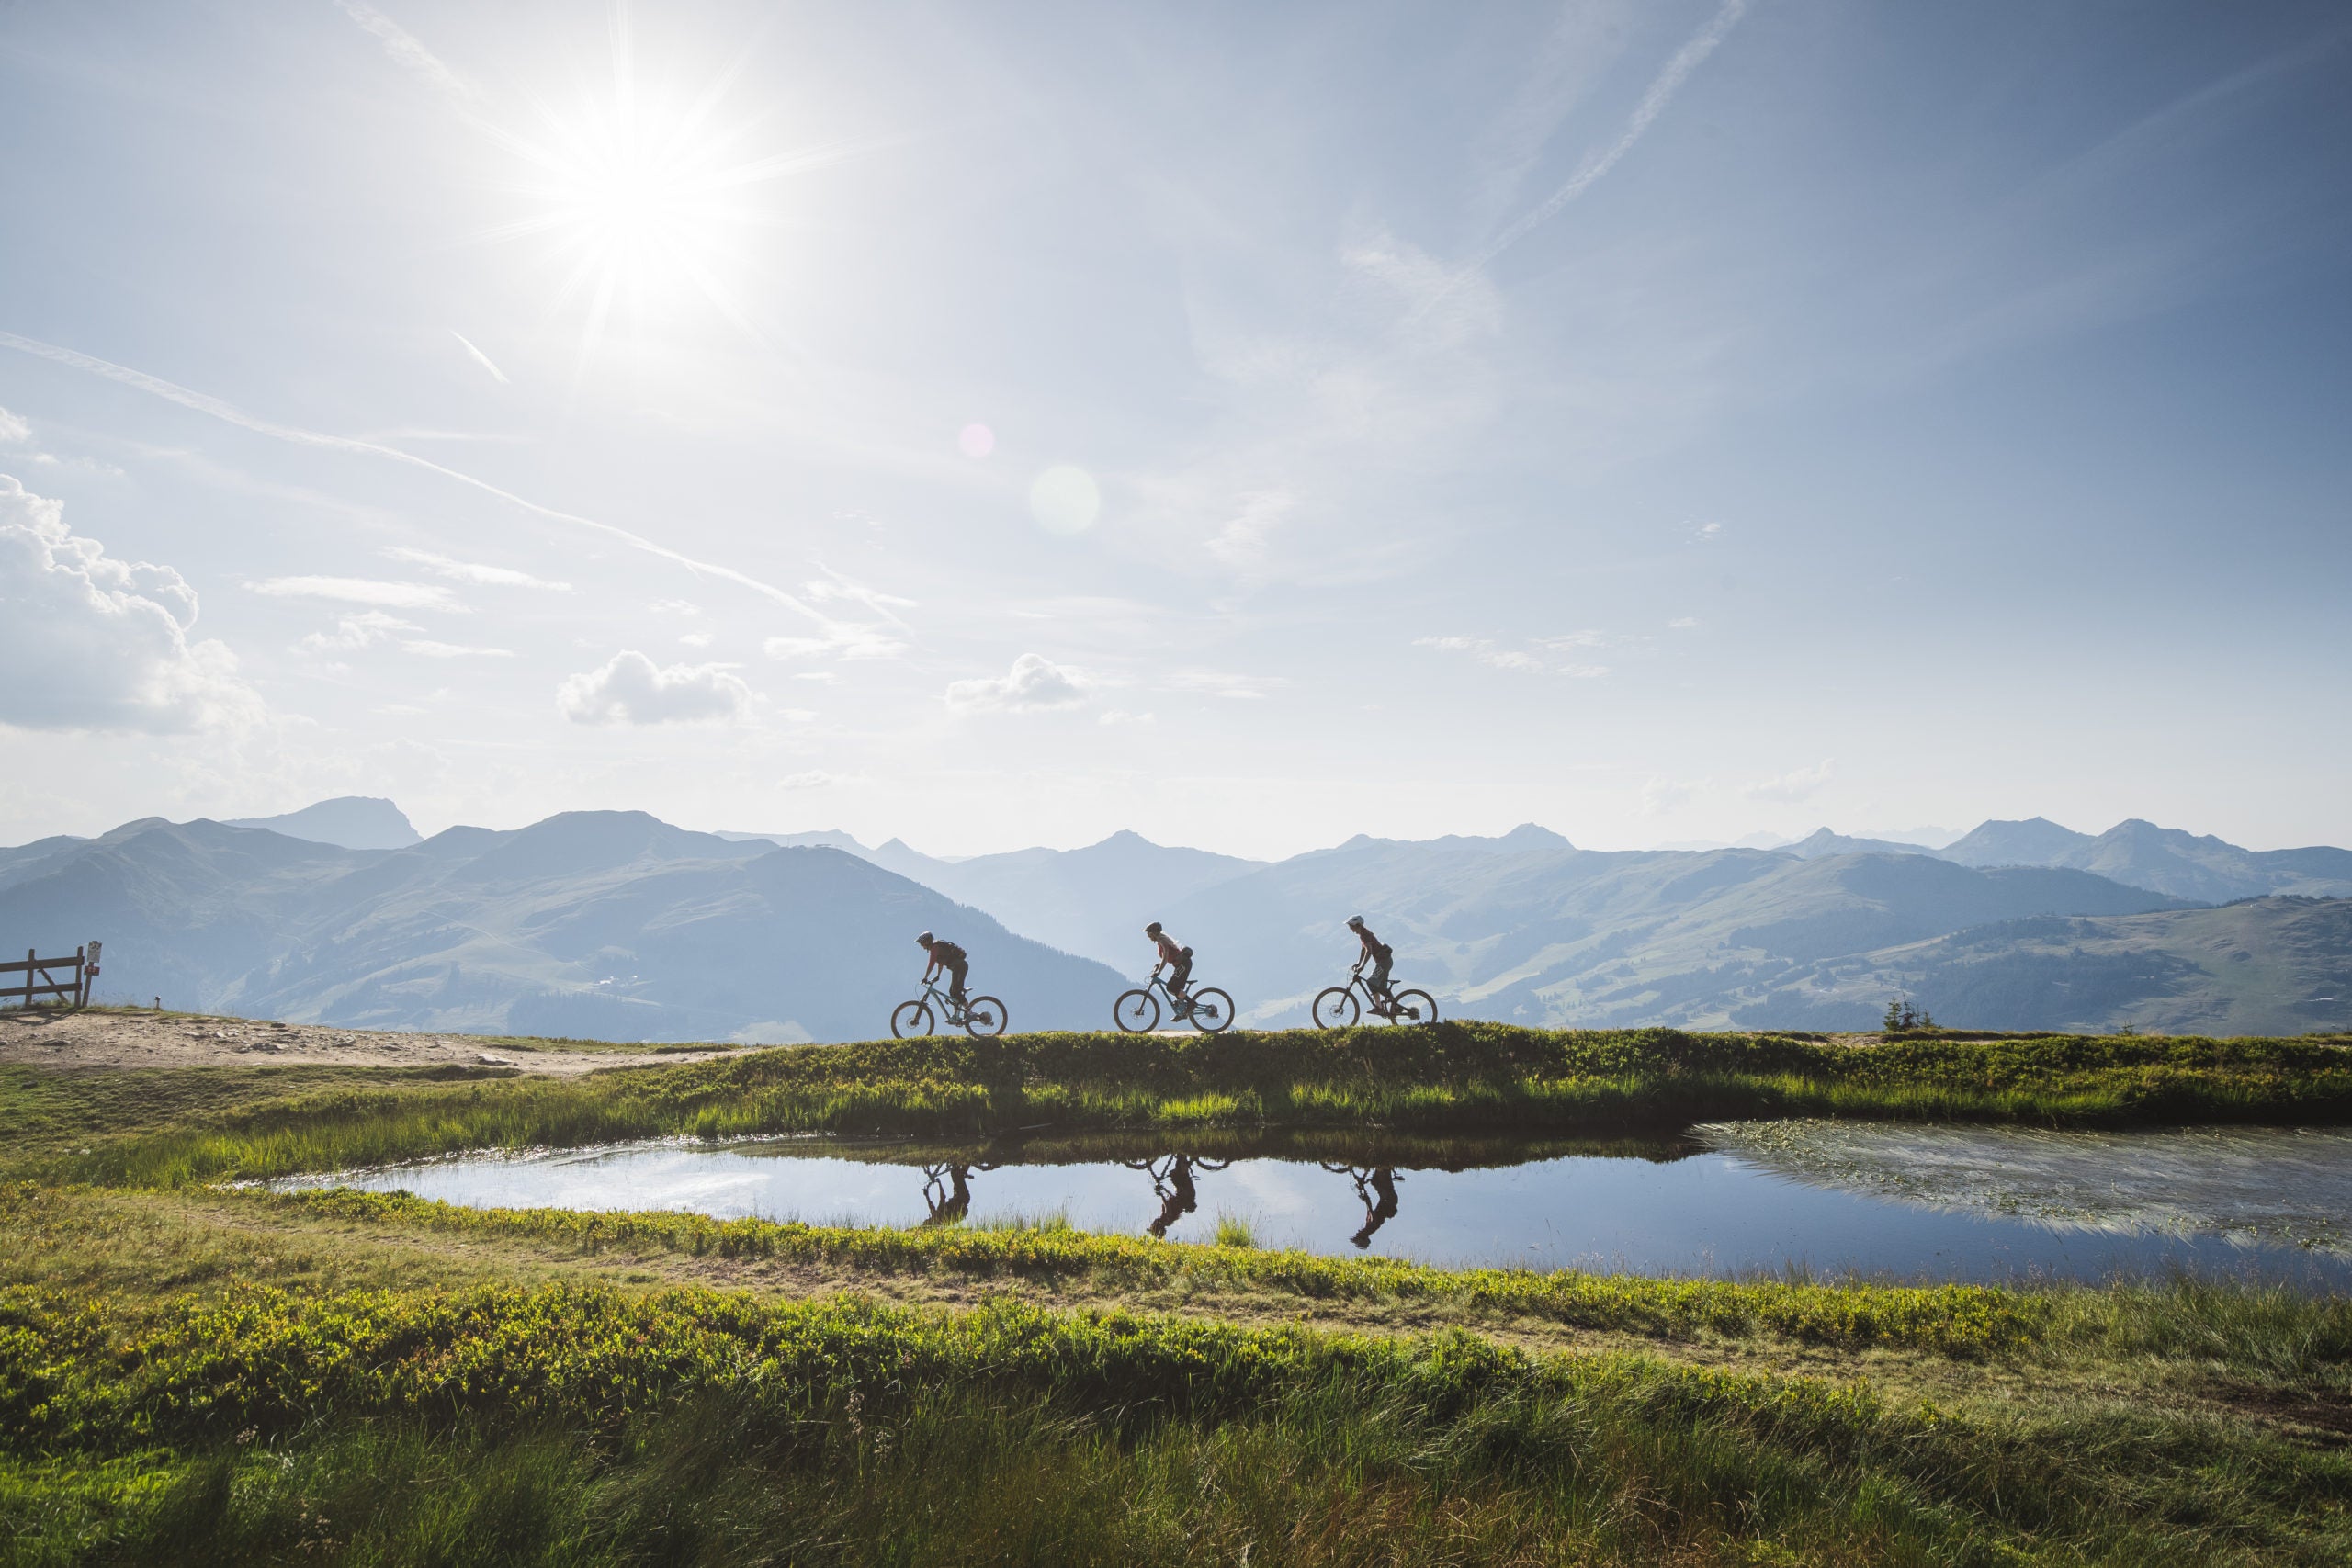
[481, 12, 848, 365]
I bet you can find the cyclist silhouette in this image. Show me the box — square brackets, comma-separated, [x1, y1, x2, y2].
[1346, 915, 1395, 1013]
[1144, 920, 1193, 1008]
[916, 931, 968, 1008]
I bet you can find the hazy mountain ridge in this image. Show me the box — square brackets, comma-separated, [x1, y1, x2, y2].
[4, 803, 2345, 1037]
[1795, 815, 2352, 903]
[223, 796, 422, 851]
[0, 812, 1123, 1042]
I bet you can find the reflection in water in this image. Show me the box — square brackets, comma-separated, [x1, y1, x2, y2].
[919, 1161, 999, 1225]
[271, 1124, 2352, 1289]
[1322, 1165, 1402, 1248]
[1123, 1154, 1233, 1236]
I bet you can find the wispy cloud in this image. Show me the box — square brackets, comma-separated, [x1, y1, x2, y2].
[764, 625, 907, 661]
[1417, 635, 1610, 678]
[1746, 758, 1835, 804]
[1165, 669, 1283, 701]
[299, 610, 419, 653]
[401, 640, 515, 659]
[334, 0, 481, 105]
[0, 405, 29, 446]
[1470, 0, 1751, 275]
[383, 546, 569, 590]
[448, 330, 509, 383]
[0, 331, 856, 637]
[251, 577, 464, 611]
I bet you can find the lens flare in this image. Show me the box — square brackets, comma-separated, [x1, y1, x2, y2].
[958, 423, 996, 458]
[1029, 465, 1101, 535]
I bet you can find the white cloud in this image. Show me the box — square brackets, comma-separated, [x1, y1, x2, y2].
[1692, 521, 1723, 541]
[0, 474, 261, 733]
[401, 640, 514, 659]
[776, 770, 838, 789]
[1668, 616, 1699, 629]
[944, 653, 1090, 713]
[299, 610, 419, 654]
[1556, 662, 1610, 679]
[794, 671, 838, 683]
[250, 576, 465, 611]
[1166, 669, 1283, 700]
[1098, 709, 1157, 727]
[1535, 629, 1608, 649]
[557, 651, 753, 726]
[807, 570, 915, 612]
[0, 406, 29, 446]
[334, 0, 480, 103]
[1204, 488, 1297, 570]
[1640, 776, 1700, 816]
[678, 632, 714, 648]
[1414, 635, 1570, 674]
[764, 623, 906, 661]
[381, 547, 569, 591]
[1746, 758, 1835, 803]
[650, 599, 701, 616]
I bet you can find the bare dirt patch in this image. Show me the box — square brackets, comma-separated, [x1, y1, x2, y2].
[0, 1007, 734, 1076]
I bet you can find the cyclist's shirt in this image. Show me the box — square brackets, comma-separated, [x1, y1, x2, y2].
[926, 940, 968, 969]
[1153, 931, 1186, 965]
[1354, 926, 1392, 963]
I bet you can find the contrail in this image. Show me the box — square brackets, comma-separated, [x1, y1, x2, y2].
[0, 329, 834, 626]
[448, 330, 509, 384]
[332, 0, 481, 105]
[1417, 0, 1751, 322]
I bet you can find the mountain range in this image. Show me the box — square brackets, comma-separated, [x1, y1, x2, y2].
[3, 805, 2346, 1040]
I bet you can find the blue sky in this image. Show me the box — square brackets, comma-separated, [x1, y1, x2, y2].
[2, 0, 2346, 859]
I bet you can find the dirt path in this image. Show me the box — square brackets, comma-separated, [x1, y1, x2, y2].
[0, 1007, 735, 1076]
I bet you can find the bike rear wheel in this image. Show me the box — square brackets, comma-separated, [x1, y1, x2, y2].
[964, 995, 1008, 1038]
[1187, 987, 1235, 1033]
[1312, 987, 1360, 1030]
[1114, 988, 1161, 1032]
[890, 1000, 935, 1039]
[1390, 987, 1439, 1026]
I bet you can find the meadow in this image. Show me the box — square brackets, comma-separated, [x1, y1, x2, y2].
[5, 1019, 2351, 1563]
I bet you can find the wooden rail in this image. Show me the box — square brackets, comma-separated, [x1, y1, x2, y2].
[1, 942, 100, 1007]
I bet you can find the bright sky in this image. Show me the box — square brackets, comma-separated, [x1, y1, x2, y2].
[2, 1, 2347, 860]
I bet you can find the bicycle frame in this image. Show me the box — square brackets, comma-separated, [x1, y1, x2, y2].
[914, 978, 969, 1024]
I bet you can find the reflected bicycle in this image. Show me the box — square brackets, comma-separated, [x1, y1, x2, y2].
[1114, 968, 1236, 1034]
[891, 978, 1008, 1039]
[1311, 964, 1437, 1030]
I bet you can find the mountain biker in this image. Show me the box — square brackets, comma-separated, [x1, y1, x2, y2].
[1144, 920, 1193, 1009]
[916, 931, 968, 1010]
[1346, 915, 1395, 1013]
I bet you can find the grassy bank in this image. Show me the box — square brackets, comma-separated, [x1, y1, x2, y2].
[7, 1275, 2352, 1565]
[17, 1022, 2352, 1186]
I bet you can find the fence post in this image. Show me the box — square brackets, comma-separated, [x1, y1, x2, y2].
[83, 941, 101, 1007]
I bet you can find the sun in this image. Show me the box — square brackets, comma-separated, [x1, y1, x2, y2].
[480, 10, 849, 367]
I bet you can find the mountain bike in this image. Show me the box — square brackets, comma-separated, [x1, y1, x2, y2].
[891, 978, 1008, 1039]
[1114, 967, 1236, 1033]
[1311, 964, 1437, 1029]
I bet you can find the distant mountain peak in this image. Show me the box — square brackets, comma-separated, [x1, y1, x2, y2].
[224, 796, 421, 851]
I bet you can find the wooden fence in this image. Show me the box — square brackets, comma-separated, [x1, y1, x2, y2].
[1, 942, 101, 1007]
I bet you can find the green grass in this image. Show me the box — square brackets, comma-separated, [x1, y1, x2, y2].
[17, 1022, 2352, 1188]
[5, 1279, 2348, 1565]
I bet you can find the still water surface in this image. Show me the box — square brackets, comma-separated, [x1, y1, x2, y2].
[279, 1122, 2352, 1289]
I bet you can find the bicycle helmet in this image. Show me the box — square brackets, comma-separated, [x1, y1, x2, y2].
[916, 931, 934, 947]
[1346, 915, 1366, 930]
[1144, 920, 1162, 935]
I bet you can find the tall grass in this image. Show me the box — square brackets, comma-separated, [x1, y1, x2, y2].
[6, 1281, 2348, 1565]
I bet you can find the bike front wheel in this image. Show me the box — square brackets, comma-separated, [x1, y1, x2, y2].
[1114, 988, 1161, 1033]
[964, 995, 1008, 1038]
[1187, 987, 1236, 1033]
[1390, 988, 1439, 1026]
[891, 1000, 935, 1039]
[1312, 987, 1360, 1030]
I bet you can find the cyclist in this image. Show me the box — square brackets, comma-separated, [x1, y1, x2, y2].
[1144, 920, 1193, 1010]
[1345, 915, 1395, 1014]
[916, 931, 969, 1012]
